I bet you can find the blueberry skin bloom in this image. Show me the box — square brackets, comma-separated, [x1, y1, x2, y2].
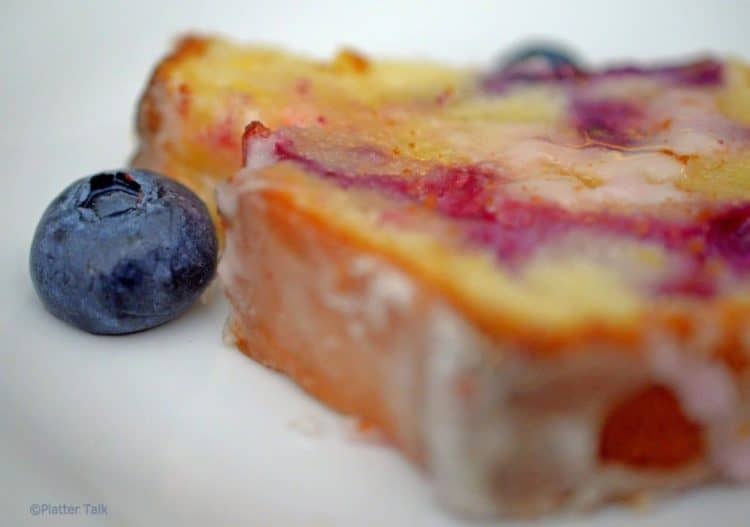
[29, 170, 218, 335]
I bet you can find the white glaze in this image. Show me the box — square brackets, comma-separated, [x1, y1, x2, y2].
[423, 304, 498, 516]
[418, 315, 737, 517]
[244, 135, 279, 171]
[649, 333, 750, 483]
[318, 255, 415, 331]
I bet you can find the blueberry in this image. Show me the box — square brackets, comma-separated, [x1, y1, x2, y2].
[499, 45, 579, 72]
[484, 43, 583, 93]
[29, 170, 218, 334]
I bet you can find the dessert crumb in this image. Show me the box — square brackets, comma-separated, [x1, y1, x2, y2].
[344, 417, 389, 446]
[624, 491, 653, 512]
[290, 416, 326, 437]
[222, 317, 237, 346]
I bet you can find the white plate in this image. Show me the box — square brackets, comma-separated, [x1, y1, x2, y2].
[3, 2, 750, 525]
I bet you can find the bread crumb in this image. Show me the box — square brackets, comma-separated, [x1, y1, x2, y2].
[290, 416, 326, 437]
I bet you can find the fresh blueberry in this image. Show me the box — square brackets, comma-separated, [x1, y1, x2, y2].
[499, 45, 579, 72]
[484, 43, 583, 93]
[29, 170, 218, 335]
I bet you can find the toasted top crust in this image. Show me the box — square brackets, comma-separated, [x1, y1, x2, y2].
[136, 35, 468, 173]
[137, 35, 750, 360]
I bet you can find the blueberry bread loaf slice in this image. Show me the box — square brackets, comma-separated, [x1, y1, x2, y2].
[135, 36, 750, 517]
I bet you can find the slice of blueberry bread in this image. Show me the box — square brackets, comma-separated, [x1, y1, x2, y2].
[135, 36, 750, 517]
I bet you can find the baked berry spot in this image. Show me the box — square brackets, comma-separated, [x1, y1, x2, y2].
[571, 99, 645, 146]
[707, 205, 750, 270]
[599, 385, 705, 469]
[483, 56, 723, 93]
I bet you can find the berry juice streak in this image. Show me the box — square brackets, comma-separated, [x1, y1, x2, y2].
[273, 140, 750, 297]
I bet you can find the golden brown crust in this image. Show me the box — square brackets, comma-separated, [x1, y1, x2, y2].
[135, 35, 209, 141]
